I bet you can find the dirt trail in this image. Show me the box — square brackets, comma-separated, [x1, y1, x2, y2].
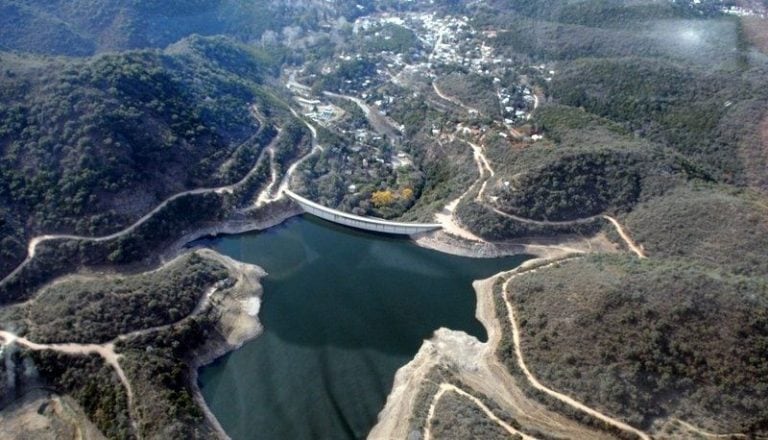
[672, 418, 748, 439]
[276, 109, 323, 198]
[428, 27, 481, 117]
[423, 383, 536, 440]
[0, 248, 264, 440]
[433, 200, 486, 242]
[489, 206, 602, 226]
[255, 148, 278, 207]
[602, 215, 647, 259]
[488, 207, 647, 260]
[1, 125, 283, 288]
[432, 82, 480, 115]
[433, 138, 489, 242]
[0, 253, 225, 438]
[500, 259, 652, 440]
[0, 331, 138, 437]
[370, 266, 618, 440]
[467, 140, 496, 202]
[532, 87, 543, 111]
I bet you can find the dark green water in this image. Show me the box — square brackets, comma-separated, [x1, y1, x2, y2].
[198, 216, 528, 440]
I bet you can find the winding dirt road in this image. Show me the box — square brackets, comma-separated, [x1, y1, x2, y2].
[433, 137, 490, 241]
[0, 247, 265, 439]
[672, 418, 748, 439]
[0, 331, 139, 436]
[0, 127, 283, 289]
[276, 108, 324, 199]
[500, 259, 652, 440]
[423, 383, 536, 440]
[488, 205, 646, 260]
[254, 148, 278, 207]
[602, 215, 647, 259]
[432, 82, 480, 116]
[489, 206, 603, 226]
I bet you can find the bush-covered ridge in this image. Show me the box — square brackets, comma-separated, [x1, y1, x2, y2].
[0, 36, 285, 278]
[0, 0, 373, 56]
[504, 255, 768, 434]
[19, 253, 227, 344]
[623, 183, 768, 276]
[548, 57, 768, 185]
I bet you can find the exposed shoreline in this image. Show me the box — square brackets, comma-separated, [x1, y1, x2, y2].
[158, 203, 303, 440]
[413, 229, 618, 259]
[0, 194, 622, 439]
[368, 258, 617, 440]
[185, 250, 271, 440]
[183, 202, 621, 440]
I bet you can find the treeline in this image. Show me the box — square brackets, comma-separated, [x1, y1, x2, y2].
[24, 253, 227, 344]
[476, 0, 721, 28]
[496, 150, 643, 221]
[489, 20, 664, 62]
[548, 57, 768, 185]
[456, 200, 601, 240]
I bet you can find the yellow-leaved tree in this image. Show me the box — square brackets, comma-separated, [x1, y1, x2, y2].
[371, 190, 395, 207]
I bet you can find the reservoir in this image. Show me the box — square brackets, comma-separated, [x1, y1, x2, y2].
[198, 216, 528, 439]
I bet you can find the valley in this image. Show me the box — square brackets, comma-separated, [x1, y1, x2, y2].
[1, 0, 767, 439]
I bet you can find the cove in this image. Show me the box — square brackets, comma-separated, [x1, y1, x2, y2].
[198, 215, 529, 439]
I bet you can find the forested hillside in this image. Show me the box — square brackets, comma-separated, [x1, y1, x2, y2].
[0, 36, 281, 277]
[502, 254, 768, 434]
[0, 0, 374, 56]
[470, 2, 768, 435]
[0, 0, 767, 438]
[456, 0, 768, 242]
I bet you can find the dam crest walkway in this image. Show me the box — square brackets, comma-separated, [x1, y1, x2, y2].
[285, 190, 442, 236]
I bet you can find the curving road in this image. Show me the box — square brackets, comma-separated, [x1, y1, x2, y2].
[500, 259, 652, 440]
[276, 109, 324, 200]
[0, 248, 263, 439]
[0, 127, 283, 288]
[423, 383, 536, 440]
[323, 91, 403, 138]
[672, 418, 748, 439]
[433, 137, 489, 241]
[602, 215, 647, 259]
[0, 331, 139, 437]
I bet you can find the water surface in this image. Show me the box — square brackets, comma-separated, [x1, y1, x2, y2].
[199, 216, 528, 439]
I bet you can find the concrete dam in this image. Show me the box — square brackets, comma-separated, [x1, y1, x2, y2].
[285, 190, 442, 236]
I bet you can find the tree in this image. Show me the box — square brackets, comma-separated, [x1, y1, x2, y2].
[371, 190, 394, 207]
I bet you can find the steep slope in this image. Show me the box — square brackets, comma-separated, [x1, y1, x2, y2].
[0, 0, 373, 56]
[0, 36, 281, 277]
[503, 254, 768, 434]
